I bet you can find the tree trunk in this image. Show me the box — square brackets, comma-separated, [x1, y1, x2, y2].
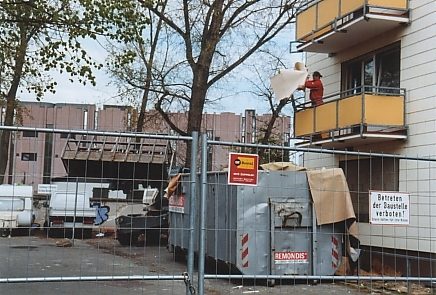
[136, 84, 151, 133]
[260, 98, 288, 145]
[0, 28, 29, 183]
[136, 1, 166, 133]
[0, 97, 17, 184]
[183, 0, 224, 168]
[184, 69, 209, 168]
[257, 98, 288, 162]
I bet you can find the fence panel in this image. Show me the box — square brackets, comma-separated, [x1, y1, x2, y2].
[1, 126, 435, 295]
[190, 138, 436, 294]
[0, 127, 197, 295]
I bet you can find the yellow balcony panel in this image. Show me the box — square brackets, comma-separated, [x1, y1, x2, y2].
[368, 0, 407, 9]
[315, 102, 336, 133]
[364, 94, 405, 126]
[338, 95, 363, 127]
[296, 5, 317, 40]
[341, 0, 364, 15]
[295, 108, 314, 137]
[318, 0, 340, 29]
[294, 91, 407, 149]
[295, 0, 409, 54]
[299, 26, 332, 43]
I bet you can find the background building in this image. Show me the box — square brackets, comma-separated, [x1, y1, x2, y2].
[2, 101, 291, 186]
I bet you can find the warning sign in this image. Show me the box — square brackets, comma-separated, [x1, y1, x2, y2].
[228, 153, 259, 186]
[370, 191, 410, 225]
[274, 251, 308, 264]
[169, 194, 185, 213]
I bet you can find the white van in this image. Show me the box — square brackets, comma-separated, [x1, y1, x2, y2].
[0, 184, 34, 236]
[47, 191, 95, 238]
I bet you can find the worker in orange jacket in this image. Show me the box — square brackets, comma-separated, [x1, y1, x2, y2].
[299, 71, 324, 106]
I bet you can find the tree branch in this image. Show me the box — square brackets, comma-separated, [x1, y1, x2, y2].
[208, 3, 296, 87]
[155, 94, 188, 136]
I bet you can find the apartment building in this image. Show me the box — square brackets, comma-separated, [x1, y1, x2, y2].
[293, 0, 435, 273]
[4, 102, 290, 186]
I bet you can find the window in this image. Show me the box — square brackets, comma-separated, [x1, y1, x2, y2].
[342, 42, 400, 95]
[22, 130, 38, 137]
[60, 133, 76, 139]
[241, 117, 246, 143]
[206, 130, 214, 140]
[21, 153, 37, 161]
[340, 157, 399, 222]
[94, 110, 99, 129]
[0, 198, 24, 211]
[83, 109, 88, 129]
[0, 107, 5, 125]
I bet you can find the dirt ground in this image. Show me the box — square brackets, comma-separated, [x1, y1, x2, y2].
[85, 233, 435, 294]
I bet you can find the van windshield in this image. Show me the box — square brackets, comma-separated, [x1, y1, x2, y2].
[0, 198, 25, 211]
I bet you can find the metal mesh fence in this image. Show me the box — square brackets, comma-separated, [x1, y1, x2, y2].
[0, 127, 435, 294]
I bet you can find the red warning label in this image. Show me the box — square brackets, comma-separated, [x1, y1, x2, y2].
[274, 251, 308, 264]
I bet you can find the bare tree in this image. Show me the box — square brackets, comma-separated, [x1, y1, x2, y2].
[107, 0, 169, 133]
[134, 0, 300, 166]
[239, 50, 295, 164]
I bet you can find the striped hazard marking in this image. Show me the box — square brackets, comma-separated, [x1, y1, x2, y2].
[241, 233, 249, 268]
[331, 235, 339, 269]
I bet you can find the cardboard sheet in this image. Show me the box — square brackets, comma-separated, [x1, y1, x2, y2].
[260, 161, 306, 171]
[306, 168, 356, 225]
[307, 168, 360, 261]
[270, 69, 308, 102]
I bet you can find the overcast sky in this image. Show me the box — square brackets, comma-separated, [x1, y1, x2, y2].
[18, 27, 302, 117]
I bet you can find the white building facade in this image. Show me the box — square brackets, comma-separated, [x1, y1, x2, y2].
[293, 0, 436, 273]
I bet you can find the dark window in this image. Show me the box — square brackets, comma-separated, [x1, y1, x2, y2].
[340, 157, 399, 223]
[60, 133, 76, 139]
[43, 130, 53, 184]
[21, 153, 37, 161]
[342, 42, 400, 95]
[377, 48, 400, 90]
[22, 130, 38, 137]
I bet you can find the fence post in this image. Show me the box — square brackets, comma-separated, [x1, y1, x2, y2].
[197, 133, 208, 295]
[186, 131, 198, 295]
[312, 203, 318, 278]
[72, 177, 79, 246]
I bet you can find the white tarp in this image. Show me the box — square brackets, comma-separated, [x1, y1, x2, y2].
[270, 68, 308, 102]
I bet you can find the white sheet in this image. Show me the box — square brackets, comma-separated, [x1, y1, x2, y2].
[270, 69, 308, 102]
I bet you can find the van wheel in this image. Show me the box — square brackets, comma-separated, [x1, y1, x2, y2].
[1, 228, 11, 237]
[267, 279, 275, 287]
[117, 232, 139, 246]
[83, 229, 93, 239]
[117, 233, 132, 246]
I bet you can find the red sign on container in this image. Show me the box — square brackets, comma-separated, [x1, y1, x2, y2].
[228, 152, 259, 186]
[169, 194, 185, 213]
[274, 251, 309, 264]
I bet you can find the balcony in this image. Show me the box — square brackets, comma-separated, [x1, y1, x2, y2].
[295, 0, 409, 53]
[293, 87, 407, 148]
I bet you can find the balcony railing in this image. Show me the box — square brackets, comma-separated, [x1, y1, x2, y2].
[294, 86, 407, 148]
[295, 0, 409, 53]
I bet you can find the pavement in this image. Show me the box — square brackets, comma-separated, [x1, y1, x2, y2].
[0, 232, 375, 294]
